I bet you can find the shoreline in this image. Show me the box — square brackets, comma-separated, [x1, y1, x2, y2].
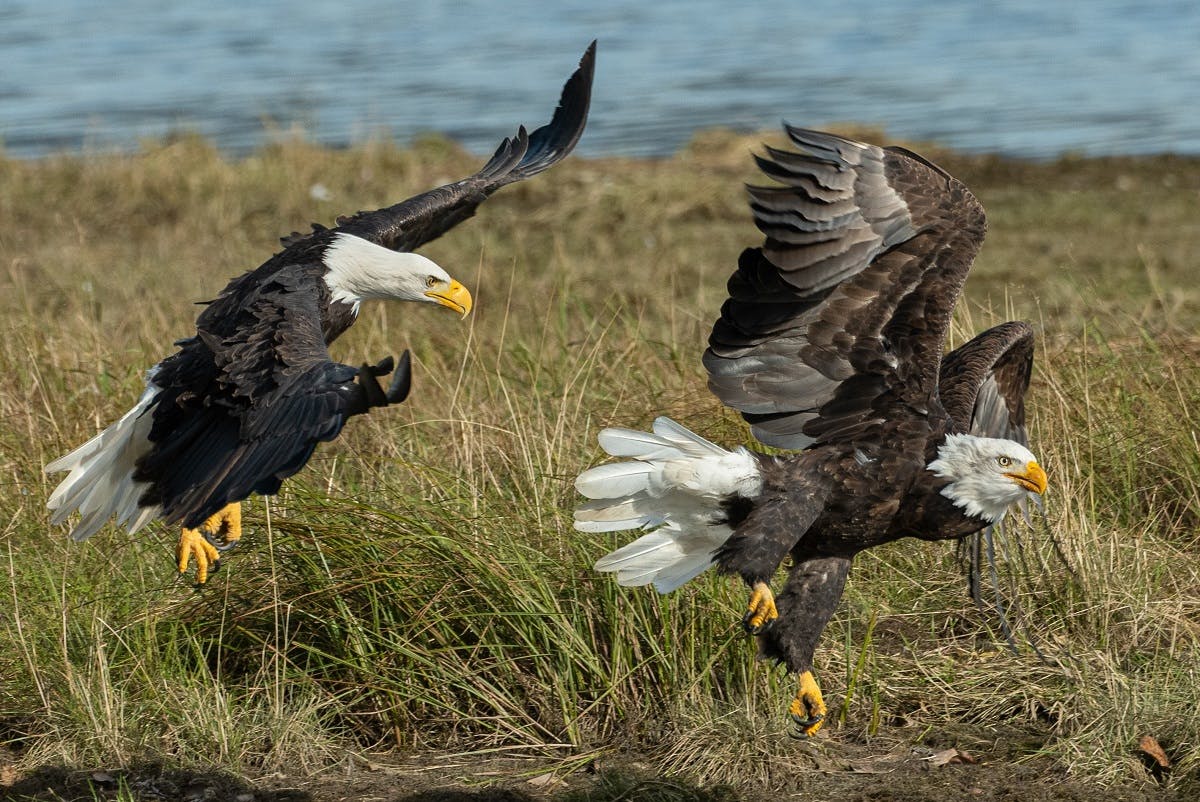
[6, 125, 1200, 168]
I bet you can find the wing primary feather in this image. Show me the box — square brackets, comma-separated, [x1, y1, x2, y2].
[331, 42, 594, 253]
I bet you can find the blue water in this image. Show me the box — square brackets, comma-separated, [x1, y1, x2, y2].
[3, 0, 1199, 160]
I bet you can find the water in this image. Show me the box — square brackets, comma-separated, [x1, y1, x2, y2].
[3, 0, 1199, 160]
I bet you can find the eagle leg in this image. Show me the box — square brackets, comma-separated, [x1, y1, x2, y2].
[177, 503, 243, 584]
[787, 670, 827, 739]
[742, 581, 779, 634]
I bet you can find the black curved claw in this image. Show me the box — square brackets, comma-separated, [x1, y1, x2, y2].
[788, 712, 824, 740]
[742, 611, 767, 636]
[202, 531, 240, 553]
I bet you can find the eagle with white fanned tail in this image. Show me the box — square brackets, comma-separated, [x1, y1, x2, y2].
[48, 42, 596, 584]
[575, 125, 1048, 738]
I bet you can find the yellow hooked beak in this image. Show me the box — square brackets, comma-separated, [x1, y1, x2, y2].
[424, 279, 473, 318]
[1006, 460, 1048, 495]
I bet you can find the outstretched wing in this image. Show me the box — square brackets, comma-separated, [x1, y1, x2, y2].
[135, 267, 404, 529]
[938, 321, 1049, 650]
[939, 320, 1034, 443]
[703, 127, 987, 449]
[324, 41, 595, 253]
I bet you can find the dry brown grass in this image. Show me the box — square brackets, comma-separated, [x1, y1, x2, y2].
[1, 130, 1199, 795]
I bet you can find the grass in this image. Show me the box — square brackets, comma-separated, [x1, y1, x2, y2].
[1, 128, 1199, 796]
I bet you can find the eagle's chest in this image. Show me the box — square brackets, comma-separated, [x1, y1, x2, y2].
[804, 447, 928, 553]
[891, 483, 994, 543]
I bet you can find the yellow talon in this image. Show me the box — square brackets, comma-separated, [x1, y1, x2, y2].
[743, 581, 778, 634]
[177, 526, 220, 584]
[788, 670, 827, 739]
[176, 503, 242, 584]
[205, 502, 242, 547]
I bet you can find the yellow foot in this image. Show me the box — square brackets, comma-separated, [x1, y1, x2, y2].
[788, 670, 827, 739]
[742, 581, 778, 634]
[177, 503, 242, 584]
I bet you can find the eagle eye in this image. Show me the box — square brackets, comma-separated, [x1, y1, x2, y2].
[425, 276, 439, 288]
[997, 456, 1012, 468]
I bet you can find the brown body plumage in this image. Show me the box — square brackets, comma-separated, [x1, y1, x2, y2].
[578, 126, 1046, 736]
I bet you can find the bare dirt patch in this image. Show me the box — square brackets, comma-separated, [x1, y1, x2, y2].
[3, 726, 1189, 802]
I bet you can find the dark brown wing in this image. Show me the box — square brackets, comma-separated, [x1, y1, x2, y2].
[703, 127, 987, 449]
[135, 265, 404, 528]
[328, 41, 594, 253]
[939, 321, 1049, 652]
[939, 320, 1034, 442]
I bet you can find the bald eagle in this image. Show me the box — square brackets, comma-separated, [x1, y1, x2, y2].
[574, 126, 1046, 737]
[47, 42, 595, 584]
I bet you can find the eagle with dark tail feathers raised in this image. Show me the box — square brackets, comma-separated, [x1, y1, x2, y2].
[575, 126, 1047, 738]
[47, 42, 595, 584]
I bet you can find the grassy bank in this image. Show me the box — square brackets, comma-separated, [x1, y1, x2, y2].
[1, 130, 1199, 797]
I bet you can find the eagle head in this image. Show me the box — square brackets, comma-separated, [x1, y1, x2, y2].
[323, 233, 473, 317]
[927, 433, 1047, 523]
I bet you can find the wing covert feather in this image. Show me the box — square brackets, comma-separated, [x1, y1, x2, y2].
[704, 126, 987, 449]
[939, 320, 1034, 443]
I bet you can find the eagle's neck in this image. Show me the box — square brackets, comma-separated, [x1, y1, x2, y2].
[927, 433, 1023, 524]
[322, 232, 443, 307]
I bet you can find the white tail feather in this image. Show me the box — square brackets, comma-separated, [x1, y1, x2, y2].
[575, 416, 762, 593]
[46, 379, 162, 541]
[595, 428, 680, 460]
[651, 416, 727, 457]
[574, 461, 656, 499]
[574, 494, 665, 533]
[650, 551, 718, 593]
